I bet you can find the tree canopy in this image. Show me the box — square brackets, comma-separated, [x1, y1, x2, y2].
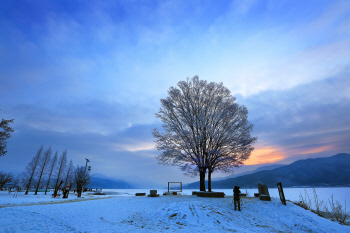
[153, 76, 257, 191]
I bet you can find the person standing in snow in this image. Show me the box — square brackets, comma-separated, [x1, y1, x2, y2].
[233, 186, 241, 211]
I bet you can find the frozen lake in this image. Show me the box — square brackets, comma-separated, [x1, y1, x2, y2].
[102, 187, 350, 210]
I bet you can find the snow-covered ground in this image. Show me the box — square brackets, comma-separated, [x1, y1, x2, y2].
[0, 190, 111, 208]
[102, 187, 350, 210]
[1, 190, 349, 232]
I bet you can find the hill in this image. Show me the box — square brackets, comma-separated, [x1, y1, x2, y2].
[185, 163, 285, 188]
[86, 176, 135, 189]
[86, 173, 163, 189]
[214, 163, 285, 181]
[185, 153, 350, 189]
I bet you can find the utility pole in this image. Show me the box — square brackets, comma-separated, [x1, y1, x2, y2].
[85, 158, 90, 172]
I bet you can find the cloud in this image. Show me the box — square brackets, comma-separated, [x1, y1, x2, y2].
[1, 0, 350, 182]
[8, 99, 159, 135]
[245, 145, 286, 165]
[0, 121, 199, 184]
[232, 0, 259, 15]
[241, 66, 350, 163]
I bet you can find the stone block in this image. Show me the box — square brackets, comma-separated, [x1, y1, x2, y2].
[135, 193, 146, 196]
[196, 192, 225, 198]
[259, 194, 271, 201]
[150, 190, 157, 195]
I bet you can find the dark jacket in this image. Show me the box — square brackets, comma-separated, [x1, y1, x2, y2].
[233, 186, 241, 200]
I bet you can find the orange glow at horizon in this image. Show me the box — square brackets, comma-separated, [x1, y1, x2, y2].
[245, 144, 334, 165]
[245, 146, 286, 165]
[298, 145, 333, 155]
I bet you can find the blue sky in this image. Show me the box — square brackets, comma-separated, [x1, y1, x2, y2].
[1, 0, 350, 185]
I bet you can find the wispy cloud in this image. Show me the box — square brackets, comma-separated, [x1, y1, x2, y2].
[245, 145, 286, 165]
[1, 0, 349, 182]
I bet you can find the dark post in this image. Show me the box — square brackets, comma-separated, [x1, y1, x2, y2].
[85, 158, 90, 172]
[277, 182, 286, 205]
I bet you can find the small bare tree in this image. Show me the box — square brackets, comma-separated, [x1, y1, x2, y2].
[0, 171, 13, 188]
[64, 159, 74, 188]
[23, 146, 43, 194]
[312, 187, 325, 215]
[74, 165, 91, 198]
[53, 149, 67, 195]
[45, 150, 58, 194]
[329, 194, 349, 224]
[34, 146, 51, 194]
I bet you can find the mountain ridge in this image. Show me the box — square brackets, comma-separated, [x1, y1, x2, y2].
[185, 153, 350, 189]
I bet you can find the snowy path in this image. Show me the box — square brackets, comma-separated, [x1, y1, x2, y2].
[1, 195, 349, 232]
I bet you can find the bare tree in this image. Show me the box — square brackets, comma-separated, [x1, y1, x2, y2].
[205, 104, 256, 192]
[64, 159, 74, 188]
[45, 150, 58, 194]
[74, 165, 91, 197]
[23, 146, 43, 194]
[0, 171, 13, 188]
[53, 149, 67, 195]
[153, 76, 256, 191]
[0, 108, 14, 157]
[34, 146, 51, 194]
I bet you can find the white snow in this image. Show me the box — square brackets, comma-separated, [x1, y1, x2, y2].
[1, 190, 349, 232]
[0, 190, 108, 208]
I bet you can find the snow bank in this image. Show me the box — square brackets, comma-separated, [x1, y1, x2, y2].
[0, 190, 111, 207]
[1, 191, 349, 232]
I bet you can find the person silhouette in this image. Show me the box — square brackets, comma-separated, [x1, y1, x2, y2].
[233, 186, 241, 211]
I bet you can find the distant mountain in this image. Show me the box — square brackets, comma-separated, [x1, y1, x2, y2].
[185, 163, 285, 188]
[185, 153, 350, 189]
[89, 173, 163, 189]
[86, 176, 135, 189]
[116, 175, 163, 189]
[214, 164, 285, 181]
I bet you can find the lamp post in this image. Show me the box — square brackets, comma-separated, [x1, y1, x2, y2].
[85, 158, 90, 172]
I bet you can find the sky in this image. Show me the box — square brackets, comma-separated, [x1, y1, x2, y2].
[1, 0, 350, 185]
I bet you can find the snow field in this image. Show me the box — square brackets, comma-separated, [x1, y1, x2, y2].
[1, 193, 349, 232]
[0, 190, 110, 208]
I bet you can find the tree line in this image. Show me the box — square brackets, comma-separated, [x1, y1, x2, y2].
[1, 145, 91, 196]
[1, 108, 91, 195]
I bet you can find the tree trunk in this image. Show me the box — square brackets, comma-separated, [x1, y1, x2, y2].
[199, 167, 206, 191]
[34, 173, 43, 195]
[45, 171, 53, 195]
[54, 180, 64, 196]
[25, 146, 43, 194]
[45, 151, 58, 194]
[77, 184, 82, 198]
[208, 170, 212, 192]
